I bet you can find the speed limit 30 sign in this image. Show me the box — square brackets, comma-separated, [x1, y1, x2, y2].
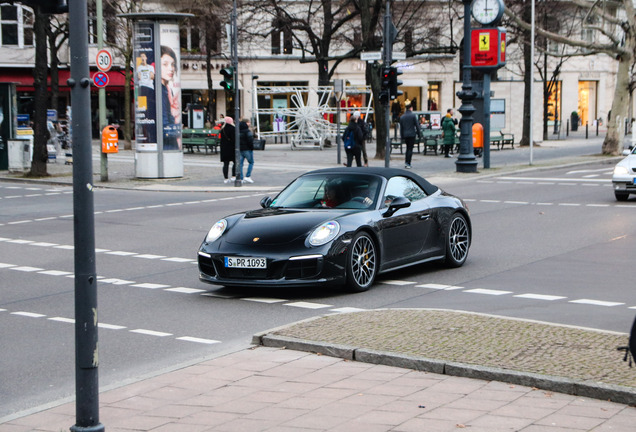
[96, 49, 112, 72]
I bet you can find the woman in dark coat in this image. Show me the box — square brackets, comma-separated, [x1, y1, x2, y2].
[219, 117, 236, 183]
[342, 111, 364, 167]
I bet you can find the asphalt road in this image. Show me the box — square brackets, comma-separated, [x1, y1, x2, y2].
[1, 158, 635, 420]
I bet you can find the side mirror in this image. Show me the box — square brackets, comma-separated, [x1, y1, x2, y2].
[383, 196, 411, 217]
[260, 196, 273, 208]
[623, 149, 631, 156]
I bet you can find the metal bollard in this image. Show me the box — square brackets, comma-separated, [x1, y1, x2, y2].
[586, 122, 588, 139]
[566, 119, 569, 136]
[596, 120, 599, 136]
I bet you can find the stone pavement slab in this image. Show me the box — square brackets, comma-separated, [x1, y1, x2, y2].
[3, 344, 635, 431]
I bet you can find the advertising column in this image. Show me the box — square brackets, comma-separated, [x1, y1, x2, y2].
[133, 18, 183, 178]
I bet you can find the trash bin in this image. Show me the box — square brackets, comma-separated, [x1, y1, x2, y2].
[102, 125, 119, 153]
[8, 138, 32, 172]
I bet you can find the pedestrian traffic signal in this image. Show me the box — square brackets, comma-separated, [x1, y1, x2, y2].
[380, 67, 391, 93]
[220, 67, 234, 93]
[388, 67, 403, 100]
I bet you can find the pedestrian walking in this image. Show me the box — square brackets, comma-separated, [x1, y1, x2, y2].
[355, 111, 369, 166]
[398, 103, 421, 169]
[238, 119, 255, 183]
[219, 116, 236, 183]
[441, 108, 456, 158]
[342, 111, 364, 167]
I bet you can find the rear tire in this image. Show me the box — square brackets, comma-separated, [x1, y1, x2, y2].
[615, 191, 629, 201]
[445, 213, 470, 267]
[345, 232, 377, 292]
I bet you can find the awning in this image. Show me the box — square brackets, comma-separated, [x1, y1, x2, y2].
[2, 68, 129, 91]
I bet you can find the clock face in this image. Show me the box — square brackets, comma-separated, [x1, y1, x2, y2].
[472, 0, 503, 25]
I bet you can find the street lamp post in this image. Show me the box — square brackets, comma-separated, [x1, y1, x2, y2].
[456, 0, 478, 173]
[67, 0, 104, 430]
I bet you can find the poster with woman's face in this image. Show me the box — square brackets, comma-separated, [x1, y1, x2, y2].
[159, 23, 182, 151]
[133, 22, 157, 150]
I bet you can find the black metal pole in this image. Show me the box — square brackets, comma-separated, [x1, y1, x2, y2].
[483, 71, 491, 169]
[232, 0, 241, 186]
[383, 0, 392, 168]
[455, 0, 478, 173]
[566, 119, 569, 136]
[68, 0, 103, 430]
[586, 121, 588, 139]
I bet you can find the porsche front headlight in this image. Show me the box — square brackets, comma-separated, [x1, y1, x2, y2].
[206, 219, 227, 243]
[308, 221, 340, 246]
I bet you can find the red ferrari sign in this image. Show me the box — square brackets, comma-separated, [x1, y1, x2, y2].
[471, 28, 506, 69]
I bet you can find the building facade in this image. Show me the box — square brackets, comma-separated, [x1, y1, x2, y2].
[0, 0, 627, 144]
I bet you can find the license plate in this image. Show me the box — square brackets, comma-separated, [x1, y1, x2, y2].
[224, 256, 266, 269]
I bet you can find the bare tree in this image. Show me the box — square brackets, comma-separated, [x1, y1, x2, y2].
[506, 0, 636, 155]
[46, 15, 69, 121]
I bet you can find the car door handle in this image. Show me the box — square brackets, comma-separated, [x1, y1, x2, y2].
[419, 213, 430, 220]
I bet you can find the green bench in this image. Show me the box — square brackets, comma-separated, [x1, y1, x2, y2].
[182, 128, 219, 154]
[419, 130, 442, 155]
[489, 131, 514, 150]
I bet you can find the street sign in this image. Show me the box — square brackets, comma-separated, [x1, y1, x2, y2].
[360, 51, 382, 61]
[93, 72, 109, 88]
[96, 49, 112, 72]
[392, 51, 406, 60]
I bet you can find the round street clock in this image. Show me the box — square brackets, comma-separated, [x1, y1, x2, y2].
[471, 0, 505, 26]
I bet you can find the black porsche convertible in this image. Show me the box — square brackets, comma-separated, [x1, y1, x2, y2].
[198, 167, 471, 292]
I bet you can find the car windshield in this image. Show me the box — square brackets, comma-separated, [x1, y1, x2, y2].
[270, 174, 382, 209]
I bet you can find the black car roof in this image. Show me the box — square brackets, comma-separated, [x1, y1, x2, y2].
[305, 167, 439, 196]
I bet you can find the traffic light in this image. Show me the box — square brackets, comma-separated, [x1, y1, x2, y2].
[388, 67, 403, 100]
[378, 67, 391, 105]
[25, 0, 68, 14]
[220, 67, 234, 93]
[380, 67, 391, 93]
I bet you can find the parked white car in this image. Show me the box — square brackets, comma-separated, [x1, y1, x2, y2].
[612, 147, 636, 201]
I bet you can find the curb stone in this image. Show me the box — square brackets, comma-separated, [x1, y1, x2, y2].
[257, 334, 636, 406]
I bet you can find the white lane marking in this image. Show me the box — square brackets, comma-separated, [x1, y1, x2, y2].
[284, 301, 333, 309]
[6, 239, 34, 244]
[464, 288, 512, 296]
[558, 203, 581, 206]
[165, 287, 206, 294]
[132, 283, 171, 289]
[29, 242, 59, 247]
[331, 307, 367, 313]
[481, 199, 501, 203]
[176, 337, 220, 344]
[38, 270, 73, 276]
[503, 201, 529, 205]
[54, 245, 74, 250]
[162, 257, 195, 263]
[586, 204, 610, 207]
[10, 266, 44, 272]
[0, 263, 17, 268]
[106, 251, 137, 256]
[242, 297, 287, 304]
[130, 329, 172, 337]
[11, 311, 45, 318]
[416, 283, 464, 290]
[134, 254, 167, 260]
[99, 323, 127, 330]
[497, 176, 610, 183]
[49, 317, 75, 323]
[99, 278, 134, 285]
[94, 248, 111, 253]
[569, 299, 625, 307]
[381, 280, 417, 286]
[514, 294, 567, 301]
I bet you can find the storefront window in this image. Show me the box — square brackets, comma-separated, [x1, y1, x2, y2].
[427, 82, 440, 111]
[546, 80, 561, 123]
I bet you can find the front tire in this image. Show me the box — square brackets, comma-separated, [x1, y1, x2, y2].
[445, 213, 470, 267]
[346, 232, 377, 292]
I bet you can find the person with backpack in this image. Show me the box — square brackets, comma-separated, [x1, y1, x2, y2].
[355, 112, 369, 166]
[342, 111, 364, 167]
[238, 119, 255, 183]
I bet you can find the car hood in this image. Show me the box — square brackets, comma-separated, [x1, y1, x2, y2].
[223, 208, 350, 245]
[617, 154, 636, 169]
